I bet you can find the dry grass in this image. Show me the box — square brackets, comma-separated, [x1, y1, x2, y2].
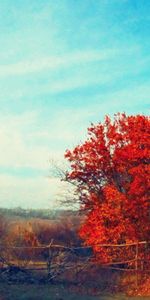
[127, 276, 150, 296]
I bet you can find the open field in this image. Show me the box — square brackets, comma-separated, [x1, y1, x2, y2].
[1, 209, 150, 297]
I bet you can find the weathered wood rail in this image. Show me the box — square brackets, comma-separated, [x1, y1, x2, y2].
[0, 240, 150, 285]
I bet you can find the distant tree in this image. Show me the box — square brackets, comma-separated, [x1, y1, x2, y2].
[65, 113, 150, 262]
[0, 215, 8, 244]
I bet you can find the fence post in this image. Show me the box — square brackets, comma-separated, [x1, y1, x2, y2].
[47, 239, 53, 282]
[135, 242, 139, 288]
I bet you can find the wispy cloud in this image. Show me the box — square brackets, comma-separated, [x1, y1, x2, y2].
[0, 107, 91, 172]
[0, 46, 138, 77]
[0, 174, 69, 209]
[0, 45, 143, 102]
[0, 48, 134, 78]
[0, 112, 63, 170]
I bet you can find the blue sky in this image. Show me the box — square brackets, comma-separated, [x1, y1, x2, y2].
[0, 0, 149, 208]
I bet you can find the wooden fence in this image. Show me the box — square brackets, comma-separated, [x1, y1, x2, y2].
[0, 240, 150, 285]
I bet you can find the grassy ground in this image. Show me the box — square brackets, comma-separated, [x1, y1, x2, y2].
[0, 264, 149, 299]
[0, 283, 113, 300]
[0, 283, 150, 300]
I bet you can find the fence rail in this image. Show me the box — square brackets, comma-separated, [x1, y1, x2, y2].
[0, 239, 150, 249]
[0, 240, 150, 286]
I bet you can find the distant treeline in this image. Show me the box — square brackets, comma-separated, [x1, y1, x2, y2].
[0, 207, 79, 220]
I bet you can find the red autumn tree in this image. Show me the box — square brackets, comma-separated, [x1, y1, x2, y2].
[65, 113, 150, 263]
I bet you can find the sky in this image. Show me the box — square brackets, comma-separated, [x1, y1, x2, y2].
[0, 0, 149, 209]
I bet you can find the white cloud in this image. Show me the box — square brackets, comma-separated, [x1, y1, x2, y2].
[0, 82, 148, 173]
[0, 112, 64, 170]
[0, 110, 77, 208]
[96, 83, 150, 113]
[48, 72, 111, 94]
[0, 48, 128, 78]
[0, 174, 69, 209]
[0, 107, 92, 172]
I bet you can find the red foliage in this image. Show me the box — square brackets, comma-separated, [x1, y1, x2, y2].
[65, 113, 150, 262]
